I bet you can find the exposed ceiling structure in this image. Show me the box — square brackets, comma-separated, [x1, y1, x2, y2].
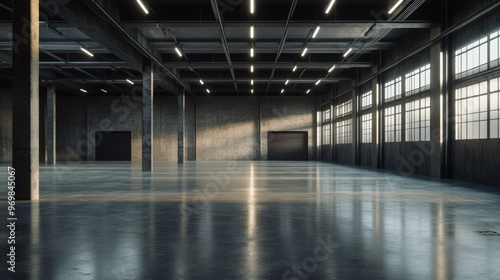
[0, 0, 440, 96]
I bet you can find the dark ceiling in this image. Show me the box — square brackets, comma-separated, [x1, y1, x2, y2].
[0, 0, 440, 96]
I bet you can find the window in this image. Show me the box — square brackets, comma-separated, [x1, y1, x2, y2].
[336, 100, 352, 118]
[384, 77, 402, 102]
[361, 91, 372, 110]
[336, 119, 352, 144]
[491, 77, 500, 138]
[323, 109, 331, 122]
[384, 105, 402, 142]
[491, 30, 500, 68]
[361, 113, 372, 143]
[455, 36, 488, 79]
[405, 64, 431, 96]
[405, 97, 431, 141]
[323, 124, 331, 145]
[455, 81, 488, 140]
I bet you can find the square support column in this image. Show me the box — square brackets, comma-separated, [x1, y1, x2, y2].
[371, 66, 380, 168]
[430, 27, 446, 178]
[12, 0, 39, 200]
[178, 90, 186, 164]
[142, 60, 153, 172]
[47, 85, 56, 165]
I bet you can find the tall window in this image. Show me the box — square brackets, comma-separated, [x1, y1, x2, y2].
[361, 113, 372, 143]
[491, 30, 500, 68]
[361, 91, 372, 110]
[405, 64, 431, 96]
[384, 105, 402, 142]
[323, 125, 331, 145]
[323, 109, 331, 122]
[455, 36, 488, 79]
[336, 119, 352, 144]
[491, 77, 500, 138]
[455, 81, 488, 140]
[336, 100, 352, 118]
[405, 97, 431, 141]
[385, 77, 402, 102]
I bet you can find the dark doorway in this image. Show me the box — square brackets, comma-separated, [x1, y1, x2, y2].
[268, 131, 308, 161]
[95, 131, 132, 161]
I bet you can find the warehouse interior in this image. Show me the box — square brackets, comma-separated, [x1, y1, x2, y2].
[1, 0, 500, 279]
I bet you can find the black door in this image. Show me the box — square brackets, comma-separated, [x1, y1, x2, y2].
[95, 131, 132, 161]
[268, 132, 308, 161]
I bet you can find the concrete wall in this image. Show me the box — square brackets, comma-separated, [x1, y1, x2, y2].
[56, 95, 88, 161]
[0, 89, 12, 162]
[186, 96, 196, 160]
[195, 96, 317, 161]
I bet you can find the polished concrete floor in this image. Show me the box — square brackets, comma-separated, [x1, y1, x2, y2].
[1, 161, 500, 280]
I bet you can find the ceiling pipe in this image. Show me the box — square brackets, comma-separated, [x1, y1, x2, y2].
[210, 0, 239, 95]
[84, 0, 193, 95]
[265, 0, 299, 95]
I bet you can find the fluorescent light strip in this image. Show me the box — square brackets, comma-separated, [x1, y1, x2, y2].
[80, 89, 87, 93]
[200, 79, 204, 85]
[293, 65, 298, 72]
[250, 47, 254, 57]
[136, 0, 149, 14]
[250, 25, 254, 39]
[80, 47, 94, 57]
[251, 89, 254, 94]
[315, 79, 321, 85]
[281, 89, 285, 94]
[301, 47, 308, 57]
[328, 65, 336, 73]
[388, 0, 404, 15]
[325, 0, 336, 14]
[343, 48, 353, 57]
[175, 47, 183, 57]
[250, 0, 254, 14]
[306, 89, 311, 94]
[251, 79, 254, 85]
[206, 89, 210, 94]
[285, 79, 289, 85]
[312, 26, 321, 39]
[251, 65, 254, 73]
[100, 89, 107, 93]
[126, 79, 134, 85]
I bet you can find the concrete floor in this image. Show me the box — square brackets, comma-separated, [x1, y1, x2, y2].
[1, 161, 500, 280]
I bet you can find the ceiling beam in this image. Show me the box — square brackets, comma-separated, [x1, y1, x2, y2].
[165, 62, 373, 69]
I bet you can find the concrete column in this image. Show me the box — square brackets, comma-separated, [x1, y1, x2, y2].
[12, 0, 39, 200]
[351, 81, 358, 165]
[430, 27, 445, 178]
[371, 66, 380, 168]
[142, 60, 153, 172]
[178, 90, 186, 164]
[47, 85, 56, 165]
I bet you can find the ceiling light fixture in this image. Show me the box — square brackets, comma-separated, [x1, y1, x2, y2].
[306, 89, 311, 94]
[199, 79, 204, 85]
[281, 89, 285, 94]
[293, 65, 298, 72]
[250, 47, 254, 57]
[206, 89, 211, 94]
[126, 79, 134, 85]
[251, 64, 254, 73]
[80, 89, 87, 93]
[251, 79, 254, 85]
[100, 89, 107, 93]
[312, 25, 321, 39]
[325, 0, 336, 14]
[80, 47, 94, 57]
[301, 47, 308, 57]
[136, 0, 149, 15]
[250, 0, 255, 14]
[251, 89, 254, 94]
[315, 79, 322, 86]
[343, 48, 353, 58]
[388, 0, 404, 15]
[250, 25, 254, 39]
[175, 47, 183, 57]
[328, 65, 336, 73]
[285, 79, 290, 85]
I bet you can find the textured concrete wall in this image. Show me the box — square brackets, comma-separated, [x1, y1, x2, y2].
[88, 96, 142, 161]
[153, 96, 177, 161]
[196, 97, 260, 161]
[56, 95, 88, 161]
[0, 89, 12, 162]
[186, 96, 196, 160]
[261, 97, 317, 160]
